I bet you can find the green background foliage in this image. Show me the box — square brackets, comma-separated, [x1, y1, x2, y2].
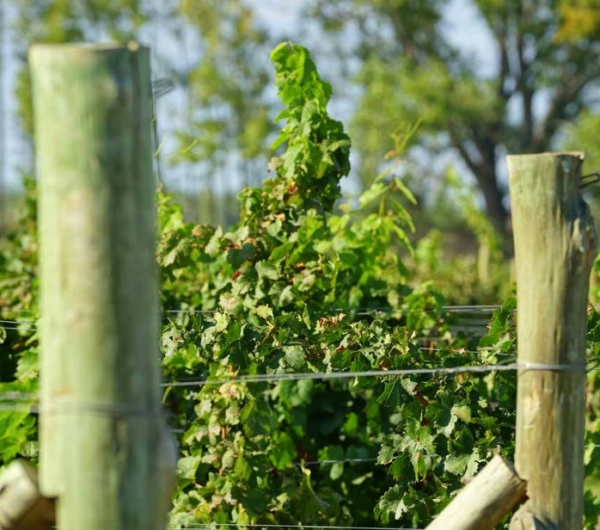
[6, 0, 600, 243]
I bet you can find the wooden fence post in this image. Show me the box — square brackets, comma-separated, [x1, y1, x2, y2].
[424, 455, 527, 530]
[30, 43, 175, 529]
[0, 461, 55, 529]
[507, 152, 597, 529]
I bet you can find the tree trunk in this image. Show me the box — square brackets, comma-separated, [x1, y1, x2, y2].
[476, 164, 509, 237]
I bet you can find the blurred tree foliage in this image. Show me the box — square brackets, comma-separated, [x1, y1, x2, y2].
[9, 0, 275, 227]
[12, 0, 145, 138]
[173, 0, 275, 224]
[557, 0, 600, 40]
[176, 0, 273, 167]
[308, 0, 600, 236]
[9, 0, 600, 261]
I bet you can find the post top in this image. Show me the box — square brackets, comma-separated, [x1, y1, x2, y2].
[506, 152, 585, 174]
[507, 151, 584, 160]
[29, 42, 148, 58]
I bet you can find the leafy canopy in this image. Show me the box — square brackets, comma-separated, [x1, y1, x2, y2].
[310, 0, 600, 236]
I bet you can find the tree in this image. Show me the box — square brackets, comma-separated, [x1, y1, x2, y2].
[7, 0, 276, 226]
[173, 0, 275, 224]
[12, 0, 600, 236]
[11, 0, 146, 140]
[309, 0, 600, 236]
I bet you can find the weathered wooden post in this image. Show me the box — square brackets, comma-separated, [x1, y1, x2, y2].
[0, 461, 55, 529]
[424, 455, 527, 530]
[508, 152, 597, 529]
[30, 43, 175, 529]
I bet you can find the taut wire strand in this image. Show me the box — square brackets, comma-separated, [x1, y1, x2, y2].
[161, 361, 592, 388]
[162, 522, 418, 530]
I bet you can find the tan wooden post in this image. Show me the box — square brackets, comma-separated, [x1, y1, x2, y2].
[30, 43, 175, 529]
[508, 152, 597, 529]
[0, 461, 55, 529]
[424, 455, 527, 530]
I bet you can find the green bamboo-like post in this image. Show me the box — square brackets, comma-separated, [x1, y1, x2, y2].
[508, 152, 597, 529]
[30, 43, 175, 529]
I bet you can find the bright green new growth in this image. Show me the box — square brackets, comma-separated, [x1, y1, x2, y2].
[269, 43, 350, 212]
[236, 42, 351, 240]
[160, 43, 413, 317]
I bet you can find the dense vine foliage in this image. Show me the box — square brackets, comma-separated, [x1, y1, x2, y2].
[0, 176, 39, 464]
[0, 43, 598, 528]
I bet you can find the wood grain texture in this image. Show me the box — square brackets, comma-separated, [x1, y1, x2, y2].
[510, 505, 556, 530]
[30, 43, 175, 529]
[508, 152, 597, 529]
[0, 461, 55, 530]
[425, 455, 527, 530]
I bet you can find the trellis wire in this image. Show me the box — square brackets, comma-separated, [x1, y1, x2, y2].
[162, 361, 593, 388]
[0, 304, 508, 319]
[1, 360, 597, 407]
[164, 523, 420, 530]
[301, 457, 378, 466]
[163, 305, 502, 316]
[0, 317, 504, 358]
[0, 305, 598, 454]
[0, 302, 543, 333]
[52, 522, 422, 530]
[0, 392, 36, 401]
[0, 319, 36, 331]
[300, 444, 600, 465]
[8, 301, 594, 319]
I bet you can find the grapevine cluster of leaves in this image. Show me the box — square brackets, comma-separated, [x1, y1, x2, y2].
[157, 43, 519, 529]
[0, 42, 598, 529]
